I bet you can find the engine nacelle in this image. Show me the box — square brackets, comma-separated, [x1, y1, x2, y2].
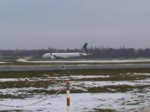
[50, 55, 56, 60]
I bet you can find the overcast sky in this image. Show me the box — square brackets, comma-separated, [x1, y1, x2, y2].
[0, 0, 150, 49]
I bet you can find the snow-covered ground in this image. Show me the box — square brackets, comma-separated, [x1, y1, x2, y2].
[0, 62, 7, 64]
[0, 73, 149, 112]
[16, 58, 150, 64]
[0, 92, 150, 112]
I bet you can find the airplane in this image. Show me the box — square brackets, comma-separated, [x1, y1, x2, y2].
[42, 43, 88, 59]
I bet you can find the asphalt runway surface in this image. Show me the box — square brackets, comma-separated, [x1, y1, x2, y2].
[0, 63, 150, 71]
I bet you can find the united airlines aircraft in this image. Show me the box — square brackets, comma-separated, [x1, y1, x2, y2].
[42, 43, 88, 59]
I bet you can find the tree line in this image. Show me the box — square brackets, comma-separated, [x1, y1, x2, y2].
[0, 47, 150, 60]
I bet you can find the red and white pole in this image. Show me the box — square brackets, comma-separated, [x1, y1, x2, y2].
[66, 80, 70, 112]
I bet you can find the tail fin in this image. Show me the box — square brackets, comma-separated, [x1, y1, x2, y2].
[82, 43, 88, 52]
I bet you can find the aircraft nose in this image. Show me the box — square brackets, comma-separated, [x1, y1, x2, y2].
[42, 54, 47, 58]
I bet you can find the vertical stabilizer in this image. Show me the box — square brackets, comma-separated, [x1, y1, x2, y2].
[82, 43, 88, 52]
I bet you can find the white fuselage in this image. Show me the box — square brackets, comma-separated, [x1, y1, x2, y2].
[42, 52, 87, 59]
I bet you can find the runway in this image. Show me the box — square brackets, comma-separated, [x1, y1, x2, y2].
[1, 63, 150, 71]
